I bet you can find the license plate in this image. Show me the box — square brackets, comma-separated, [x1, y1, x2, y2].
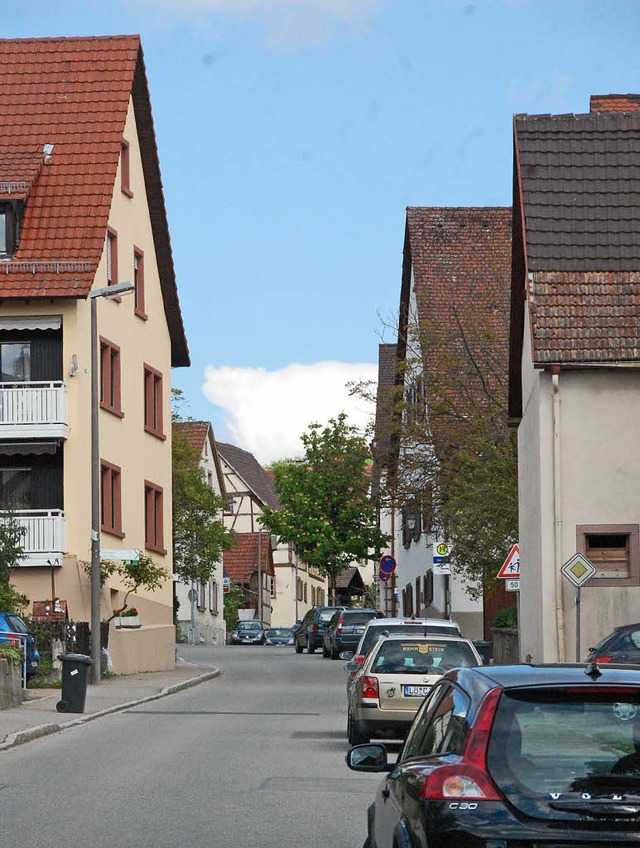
[403, 685, 430, 697]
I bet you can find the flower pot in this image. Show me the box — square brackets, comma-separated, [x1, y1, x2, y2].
[116, 615, 140, 628]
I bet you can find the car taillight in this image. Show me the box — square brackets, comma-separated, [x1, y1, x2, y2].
[592, 655, 612, 663]
[337, 613, 344, 634]
[354, 655, 364, 666]
[421, 687, 504, 802]
[360, 676, 379, 701]
[312, 623, 318, 633]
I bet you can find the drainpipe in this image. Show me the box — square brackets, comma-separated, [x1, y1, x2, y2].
[551, 367, 565, 661]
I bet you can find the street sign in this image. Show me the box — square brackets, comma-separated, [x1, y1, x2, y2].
[433, 541, 451, 565]
[561, 553, 597, 588]
[433, 562, 452, 575]
[497, 544, 520, 579]
[379, 555, 397, 574]
[505, 578, 520, 592]
[379, 570, 391, 582]
[222, 576, 230, 595]
[100, 549, 140, 562]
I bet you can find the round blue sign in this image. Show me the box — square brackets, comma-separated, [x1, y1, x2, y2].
[379, 570, 391, 582]
[379, 555, 397, 574]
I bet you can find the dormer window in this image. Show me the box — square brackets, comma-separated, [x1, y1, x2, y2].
[0, 201, 22, 258]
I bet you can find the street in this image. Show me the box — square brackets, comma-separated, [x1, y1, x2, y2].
[0, 645, 380, 848]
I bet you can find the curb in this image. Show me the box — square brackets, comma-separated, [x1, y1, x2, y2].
[0, 669, 220, 752]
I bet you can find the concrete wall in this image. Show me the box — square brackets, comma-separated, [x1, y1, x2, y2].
[0, 658, 23, 709]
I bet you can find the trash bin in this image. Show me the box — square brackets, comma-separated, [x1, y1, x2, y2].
[473, 640, 493, 666]
[56, 653, 92, 713]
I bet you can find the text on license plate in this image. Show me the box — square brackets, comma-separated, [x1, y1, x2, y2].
[403, 685, 430, 697]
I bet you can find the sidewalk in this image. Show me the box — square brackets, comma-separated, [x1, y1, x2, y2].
[0, 657, 220, 752]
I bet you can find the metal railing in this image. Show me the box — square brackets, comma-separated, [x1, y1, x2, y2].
[0, 381, 68, 430]
[0, 630, 27, 687]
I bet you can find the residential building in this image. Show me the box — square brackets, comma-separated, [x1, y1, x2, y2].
[223, 533, 275, 627]
[173, 421, 227, 645]
[0, 36, 189, 673]
[509, 95, 640, 662]
[374, 207, 512, 640]
[216, 441, 327, 626]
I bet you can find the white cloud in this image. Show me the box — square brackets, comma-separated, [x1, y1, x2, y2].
[202, 360, 378, 464]
[129, 0, 383, 44]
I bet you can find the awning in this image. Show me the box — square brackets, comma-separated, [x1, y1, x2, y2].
[0, 315, 62, 331]
[0, 440, 59, 456]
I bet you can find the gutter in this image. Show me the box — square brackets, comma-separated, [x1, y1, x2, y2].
[551, 367, 565, 662]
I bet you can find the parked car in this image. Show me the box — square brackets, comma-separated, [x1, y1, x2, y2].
[342, 616, 463, 687]
[322, 608, 385, 659]
[347, 663, 640, 848]
[587, 621, 640, 664]
[294, 605, 345, 654]
[264, 627, 294, 646]
[230, 620, 266, 645]
[0, 612, 39, 678]
[347, 633, 481, 745]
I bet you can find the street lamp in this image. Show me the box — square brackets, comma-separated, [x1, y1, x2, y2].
[90, 281, 134, 684]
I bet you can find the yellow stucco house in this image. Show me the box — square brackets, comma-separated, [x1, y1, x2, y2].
[0, 35, 189, 672]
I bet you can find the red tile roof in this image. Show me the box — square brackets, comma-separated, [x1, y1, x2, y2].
[174, 421, 210, 456]
[223, 533, 275, 584]
[0, 35, 189, 366]
[591, 94, 640, 112]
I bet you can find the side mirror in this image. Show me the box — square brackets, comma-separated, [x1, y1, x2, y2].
[339, 650, 354, 661]
[343, 661, 359, 672]
[346, 744, 389, 773]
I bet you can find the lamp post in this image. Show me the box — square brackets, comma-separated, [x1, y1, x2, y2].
[90, 281, 134, 685]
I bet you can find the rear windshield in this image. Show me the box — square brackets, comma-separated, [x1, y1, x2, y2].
[370, 640, 477, 674]
[342, 612, 381, 625]
[319, 608, 341, 622]
[361, 623, 459, 656]
[487, 687, 640, 801]
[4, 614, 28, 634]
[236, 622, 262, 631]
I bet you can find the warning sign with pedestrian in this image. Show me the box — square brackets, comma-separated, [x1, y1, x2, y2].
[497, 544, 520, 579]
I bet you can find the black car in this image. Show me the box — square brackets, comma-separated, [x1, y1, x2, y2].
[588, 621, 640, 664]
[347, 662, 640, 847]
[322, 608, 385, 659]
[264, 627, 294, 646]
[294, 605, 344, 654]
[230, 620, 266, 645]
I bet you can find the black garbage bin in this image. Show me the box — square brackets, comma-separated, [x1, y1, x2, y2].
[56, 653, 92, 713]
[473, 640, 493, 666]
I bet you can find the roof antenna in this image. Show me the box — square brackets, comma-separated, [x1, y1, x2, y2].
[585, 660, 602, 679]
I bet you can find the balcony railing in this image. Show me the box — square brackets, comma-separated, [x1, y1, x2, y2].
[0, 509, 67, 567]
[0, 381, 68, 440]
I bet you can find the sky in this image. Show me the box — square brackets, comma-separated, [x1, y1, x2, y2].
[4, 1, 639, 463]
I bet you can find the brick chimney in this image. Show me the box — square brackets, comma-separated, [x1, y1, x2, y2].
[590, 94, 640, 112]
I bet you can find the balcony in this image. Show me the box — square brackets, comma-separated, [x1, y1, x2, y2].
[2, 510, 67, 567]
[0, 381, 68, 441]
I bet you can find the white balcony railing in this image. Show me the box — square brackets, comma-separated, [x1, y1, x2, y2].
[0, 381, 68, 439]
[1, 509, 67, 567]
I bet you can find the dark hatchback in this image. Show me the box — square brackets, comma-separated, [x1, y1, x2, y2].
[323, 608, 385, 659]
[294, 605, 345, 654]
[230, 620, 266, 645]
[588, 621, 640, 665]
[347, 663, 640, 848]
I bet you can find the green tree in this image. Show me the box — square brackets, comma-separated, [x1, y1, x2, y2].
[85, 552, 168, 622]
[261, 414, 389, 604]
[223, 582, 246, 631]
[171, 393, 235, 583]
[0, 508, 28, 612]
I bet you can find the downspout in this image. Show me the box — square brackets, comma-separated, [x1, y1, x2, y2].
[551, 367, 565, 661]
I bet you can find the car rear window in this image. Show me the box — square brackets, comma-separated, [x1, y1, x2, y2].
[319, 609, 340, 622]
[370, 639, 477, 674]
[487, 687, 640, 807]
[361, 623, 459, 656]
[342, 612, 381, 625]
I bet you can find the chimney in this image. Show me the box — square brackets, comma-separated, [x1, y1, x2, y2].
[590, 94, 640, 113]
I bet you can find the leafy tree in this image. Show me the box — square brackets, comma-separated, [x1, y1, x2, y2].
[85, 552, 168, 622]
[0, 508, 28, 612]
[223, 582, 246, 631]
[171, 390, 235, 584]
[261, 414, 390, 604]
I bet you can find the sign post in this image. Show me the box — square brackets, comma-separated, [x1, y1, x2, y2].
[561, 553, 597, 661]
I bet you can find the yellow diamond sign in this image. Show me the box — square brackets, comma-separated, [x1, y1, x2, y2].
[561, 553, 597, 588]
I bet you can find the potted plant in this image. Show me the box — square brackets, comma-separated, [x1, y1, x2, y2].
[114, 607, 140, 628]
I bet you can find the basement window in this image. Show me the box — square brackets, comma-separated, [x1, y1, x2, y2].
[577, 524, 640, 586]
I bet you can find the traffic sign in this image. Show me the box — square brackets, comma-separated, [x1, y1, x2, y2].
[497, 544, 520, 579]
[379, 570, 391, 582]
[505, 578, 520, 592]
[379, 555, 397, 574]
[100, 549, 140, 562]
[561, 553, 597, 588]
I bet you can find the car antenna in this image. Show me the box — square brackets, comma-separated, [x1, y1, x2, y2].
[584, 660, 602, 679]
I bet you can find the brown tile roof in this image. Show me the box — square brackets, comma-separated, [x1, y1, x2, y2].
[402, 207, 512, 418]
[335, 566, 365, 591]
[173, 421, 210, 455]
[217, 442, 281, 509]
[514, 111, 640, 272]
[591, 94, 640, 112]
[223, 533, 275, 584]
[0, 35, 188, 367]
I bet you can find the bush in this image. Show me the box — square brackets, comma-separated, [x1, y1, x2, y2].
[493, 606, 518, 628]
[0, 642, 22, 666]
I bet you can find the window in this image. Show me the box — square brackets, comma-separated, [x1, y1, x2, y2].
[0, 468, 31, 507]
[297, 578, 303, 602]
[101, 461, 123, 537]
[577, 524, 640, 586]
[134, 248, 146, 318]
[144, 365, 164, 438]
[106, 228, 118, 286]
[197, 581, 206, 610]
[145, 481, 165, 553]
[303, 582, 308, 603]
[120, 140, 132, 197]
[0, 341, 30, 382]
[415, 577, 422, 613]
[0, 202, 21, 258]
[404, 582, 414, 616]
[100, 337, 122, 415]
[210, 580, 218, 614]
[423, 569, 434, 607]
[403, 683, 471, 761]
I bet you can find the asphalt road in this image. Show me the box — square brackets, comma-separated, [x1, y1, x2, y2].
[0, 644, 382, 848]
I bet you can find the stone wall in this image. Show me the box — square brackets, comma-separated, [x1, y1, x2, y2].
[0, 658, 24, 709]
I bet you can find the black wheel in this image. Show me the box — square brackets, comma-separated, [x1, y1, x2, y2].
[322, 642, 331, 658]
[330, 642, 339, 659]
[307, 641, 316, 654]
[348, 709, 369, 745]
[295, 639, 303, 654]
